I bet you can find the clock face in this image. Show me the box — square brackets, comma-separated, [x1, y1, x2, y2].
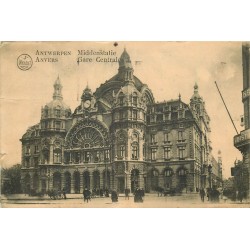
[83, 100, 91, 108]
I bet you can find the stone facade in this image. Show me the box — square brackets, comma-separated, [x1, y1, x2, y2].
[233, 43, 250, 195]
[20, 49, 222, 194]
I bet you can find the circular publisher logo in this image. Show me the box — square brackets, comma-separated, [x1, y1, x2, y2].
[17, 54, 33, 71]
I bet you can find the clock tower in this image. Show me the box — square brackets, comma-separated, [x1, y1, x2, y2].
[81, 84, 93, 110]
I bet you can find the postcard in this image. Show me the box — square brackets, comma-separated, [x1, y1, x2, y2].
[0, 41, 249, 208]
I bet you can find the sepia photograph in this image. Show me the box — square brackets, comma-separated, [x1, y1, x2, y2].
[0, 41, 249, 208]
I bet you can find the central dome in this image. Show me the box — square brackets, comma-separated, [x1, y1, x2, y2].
[94, 49, 147, 102]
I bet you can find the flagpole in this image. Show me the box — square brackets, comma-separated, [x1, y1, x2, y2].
[214, 81, 239, 135]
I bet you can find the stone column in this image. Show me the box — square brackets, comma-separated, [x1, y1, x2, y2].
[127, 173, 131, 192]
[49, 144, 53, 164]
[61, 146, 64, 163]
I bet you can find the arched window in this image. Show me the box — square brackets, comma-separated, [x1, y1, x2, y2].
[150, 169, 159, 191]
[42, 149, 49, 164]
[132, 145, 138, 160]
[178, 168, 187, 176]
[53, 172, 61, 191]
[55, 105, 61, 118]
[118, 92, 125, 106]
[53, 149, 61, 163]
[163, 168, 173, 189]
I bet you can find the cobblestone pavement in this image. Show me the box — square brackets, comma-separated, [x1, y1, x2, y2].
[1, 193, 250, 208]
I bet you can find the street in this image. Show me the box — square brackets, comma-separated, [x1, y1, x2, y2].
[1, 193, 250, 208]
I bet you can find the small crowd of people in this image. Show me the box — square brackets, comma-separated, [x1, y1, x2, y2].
[81, 187, 145, 203]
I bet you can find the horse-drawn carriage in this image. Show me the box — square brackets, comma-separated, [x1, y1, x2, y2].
[47, 189, 62, 200]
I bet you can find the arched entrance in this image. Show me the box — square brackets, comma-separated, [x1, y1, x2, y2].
[73, 171, 80, 193]
[64, 172, 71, 193]
[33, 173, 39, 192]
[131, 169, 140, 193]
[150, 168, 159, 191]
[163, 168, 173, 189]
[103, 170, 111, 190]
[24, 173, 31, 195]
[177, 168, 188, 192]
[53, 172, 61, 191]
[83, 171, 90, 190]
[93, 171, 100, 189]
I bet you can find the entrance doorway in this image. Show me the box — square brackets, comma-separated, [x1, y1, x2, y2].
[131, 169, 139, 193]
[117, 177, 125, 193]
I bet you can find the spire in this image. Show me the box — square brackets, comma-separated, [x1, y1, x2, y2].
[118, 49, 134, 81]
[119, 48, 133, 70]
[179, 93, 181, 100]
[81, 83, 92, 100]
[194, 82, 199, 94]
[191, 82, 202, 101]
[53, 75, 63, 100]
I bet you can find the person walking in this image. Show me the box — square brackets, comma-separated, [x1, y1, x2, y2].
[200, 188, 205, 202]
[125, 188, 130, 200]
[62, 188, 67, 199]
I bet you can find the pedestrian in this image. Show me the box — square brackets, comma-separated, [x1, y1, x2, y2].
[83, 187, 91, 203]
[125, 188, 130, 200]
[199, 188, 205, 202]
[62, 188, 67, 199]
[111, 190, 118, 202]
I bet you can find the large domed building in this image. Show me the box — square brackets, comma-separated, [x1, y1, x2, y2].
[20, 49, 222, 195]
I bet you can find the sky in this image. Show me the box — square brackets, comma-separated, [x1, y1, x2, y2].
[0, 41, 244, 178]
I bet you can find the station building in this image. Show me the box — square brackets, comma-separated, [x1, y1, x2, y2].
[20, 49, 222, 194]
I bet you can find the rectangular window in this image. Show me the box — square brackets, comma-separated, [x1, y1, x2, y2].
[105, 150, 110, 160]
[95, 151, 100, 162]
[54, 152, 61, 163]
[85, 151, 90, 163]
[178, 111, 184, 119]
[151, 148, 157, 161]
[55, 121, 61, 130]
[178, 131, 184, 141]
[26, 146, 30, 155]
[133, 110, 137, 120]
[132, 96, 137, 106]
[34, 145, 39, 154]
[25, 158, 30, 167]
[132, 146, 138, 159]
[151, 134, 156, 144]
[164, 147, 171, 160]
[34, 157, 39, 166]
[164, 133, 170, 143]
[120, 146, 125, 158]
[178, 146, 185, 159]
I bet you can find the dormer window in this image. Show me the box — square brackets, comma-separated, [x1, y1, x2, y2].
[55, 109, 61, 118]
